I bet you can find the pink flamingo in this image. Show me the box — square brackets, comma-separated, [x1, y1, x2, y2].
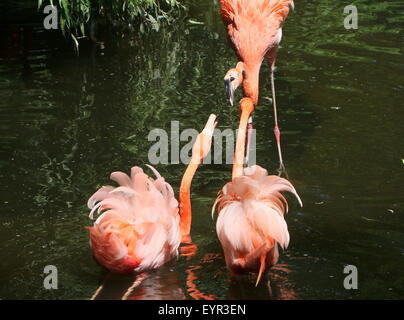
[213, 98, 302, 286]
[221, 0, 295, 172]
[86, 114, 217, 273]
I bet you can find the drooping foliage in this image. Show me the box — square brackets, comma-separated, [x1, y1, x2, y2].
[38, 0, 184, 50]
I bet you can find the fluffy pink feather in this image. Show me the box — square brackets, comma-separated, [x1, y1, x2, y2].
[213, 165, 302, 284]
[86, 114, 217, 274]
[87, 166, 181, 273]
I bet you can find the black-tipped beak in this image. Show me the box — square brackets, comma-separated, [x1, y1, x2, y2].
[224, 78, 235, 106]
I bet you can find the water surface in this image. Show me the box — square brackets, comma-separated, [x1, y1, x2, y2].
[0, 0, 403, 299]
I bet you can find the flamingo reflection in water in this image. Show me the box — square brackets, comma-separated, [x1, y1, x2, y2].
[89, 250, 218, 300]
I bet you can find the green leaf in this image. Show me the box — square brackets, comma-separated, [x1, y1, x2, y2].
[60, 16, 66, 34]
[71, 33, 79, 55]
[60, 0, 70, 22]
[80, 23, 85, 36]
[188, 19, 204, 25]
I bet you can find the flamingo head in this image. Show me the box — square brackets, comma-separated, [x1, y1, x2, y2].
[224, 67, 243, 106]
[191, 114, 217, 164]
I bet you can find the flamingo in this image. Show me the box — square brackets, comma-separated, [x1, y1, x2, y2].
[86, 114, 217, 274]
[212, 97, 302, 286]
[221, 0, 294, 172]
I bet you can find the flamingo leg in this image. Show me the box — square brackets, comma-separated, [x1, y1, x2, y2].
[268, 47, 286, 176]
[270, 66, 286, 176]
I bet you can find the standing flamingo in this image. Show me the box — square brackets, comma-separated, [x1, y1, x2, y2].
[213, 97, 302, 286]
[221, 0, 294, 172]
[86, 114, 217, 273]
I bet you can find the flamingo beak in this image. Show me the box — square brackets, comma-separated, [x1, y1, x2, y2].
[224, 77, 235, 106]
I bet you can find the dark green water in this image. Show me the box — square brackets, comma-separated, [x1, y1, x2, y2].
[0, 0, 403, 299]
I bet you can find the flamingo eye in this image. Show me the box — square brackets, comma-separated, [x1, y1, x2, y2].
[230, 76, 235, 82]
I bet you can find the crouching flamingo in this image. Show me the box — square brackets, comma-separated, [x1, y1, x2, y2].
[86, 114, 217, 273]
[212, 98, 302, 286]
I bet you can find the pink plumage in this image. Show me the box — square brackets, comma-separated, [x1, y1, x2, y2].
[87, 165, 181, 273]
[86, 114, 218, 274]
[213, 165, 302, 285]
[220, 0, 294, 104]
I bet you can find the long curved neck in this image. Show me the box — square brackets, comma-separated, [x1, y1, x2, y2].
[232, 100, 254, 178]
[179, 158, 200, 243]
[242, 62, 261, 105]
